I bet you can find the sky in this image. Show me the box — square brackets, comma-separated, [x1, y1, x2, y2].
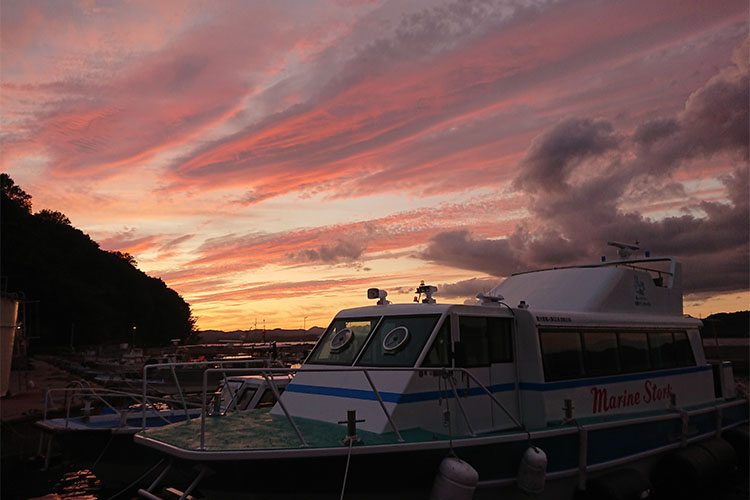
[1, 0, 748, 331]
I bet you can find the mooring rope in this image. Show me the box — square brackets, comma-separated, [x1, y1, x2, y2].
[339, 437, 355, 500]
[103, 458, 166, 500]
[90, 433, 114, 469]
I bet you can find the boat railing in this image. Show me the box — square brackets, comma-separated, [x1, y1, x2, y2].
[41, 385, 197, 429]
[184, 366, 524, 451]
[141, 358, 285, 430]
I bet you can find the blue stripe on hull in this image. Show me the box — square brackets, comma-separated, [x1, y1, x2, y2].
[286, 365, 710, 403]
[285, 382, 517, 403]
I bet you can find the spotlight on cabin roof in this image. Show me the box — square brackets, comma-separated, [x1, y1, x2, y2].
[367, 288, 390, 305]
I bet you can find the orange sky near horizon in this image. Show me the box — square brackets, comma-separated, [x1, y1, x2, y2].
[2, 0, 748, 331]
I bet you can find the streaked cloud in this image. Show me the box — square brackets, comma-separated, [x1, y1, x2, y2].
[2, 0, 747, 329]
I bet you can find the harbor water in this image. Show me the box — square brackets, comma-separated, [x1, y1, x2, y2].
[3, 406, 747, 500]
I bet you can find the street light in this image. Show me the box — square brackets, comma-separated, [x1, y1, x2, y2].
[132, 326, 136, 349]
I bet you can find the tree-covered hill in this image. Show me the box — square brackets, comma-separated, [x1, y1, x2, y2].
[1, 174, 194, 349]
[703, 311, 749, 338]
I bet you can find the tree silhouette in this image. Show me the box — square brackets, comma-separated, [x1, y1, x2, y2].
[36, 209, 72, 225]
[1, 173, 32, 213]
[1, 173, 195, 349]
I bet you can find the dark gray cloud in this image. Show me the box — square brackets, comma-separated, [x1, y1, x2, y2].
[423, 40, 750, 296]
[435, 277, 500, 299]
[513, 117, 620, 194]
[633, 66, 749, 175]
[288, 239, 365, 264]
[422, 230, 524, 277]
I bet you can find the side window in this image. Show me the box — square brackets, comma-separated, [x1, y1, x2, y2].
[236, 387, 257, 410]
[488, 317, 513, 363]
[673, 331, 695, 367]
[618, 332, 650, 373]
[422, 319, 451, 367]
[220, 380, 244, 411]
[455, 316, 489, 367]
[540, 331, 583, 381]
[582, 332, 619, 376]
[256, 389, 277, 408]
[649, 332, 676, 369]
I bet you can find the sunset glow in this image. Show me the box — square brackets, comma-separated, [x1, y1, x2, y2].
[2, 0, 747, 330]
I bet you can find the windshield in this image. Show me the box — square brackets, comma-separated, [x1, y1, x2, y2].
[356, 315, 441, 367]
[306, 317, 379, 365]
[218, 380, 246, 412]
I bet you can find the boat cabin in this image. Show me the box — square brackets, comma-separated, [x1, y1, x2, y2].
[273, 257, 717, 435]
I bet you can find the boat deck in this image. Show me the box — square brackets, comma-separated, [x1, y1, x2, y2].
[139, 397, 748, 457]
[140, 408, 447, 451]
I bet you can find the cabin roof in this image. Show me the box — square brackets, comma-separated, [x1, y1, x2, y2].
[336, 258, 690, 320]
[489, 258, 685, 316]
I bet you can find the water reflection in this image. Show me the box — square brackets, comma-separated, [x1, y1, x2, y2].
[28, 468, 101, 500]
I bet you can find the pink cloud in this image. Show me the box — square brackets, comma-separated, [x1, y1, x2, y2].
[1, 2, 353, 179]
[147, 195, 524, 291]
[154, 0, 747, 205]
[98, 229, 162, 254]
[188, 276, 379, 304]
[3, 0, 747, 329]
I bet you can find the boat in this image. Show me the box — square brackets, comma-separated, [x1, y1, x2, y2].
[210, 373, 293, 414]
[35, 363, 291, 474]
[134, 250, 749, 499]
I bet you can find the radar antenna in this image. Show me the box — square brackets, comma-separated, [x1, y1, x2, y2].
[607, 241, 640, 259]
[414, 281, 437, 304]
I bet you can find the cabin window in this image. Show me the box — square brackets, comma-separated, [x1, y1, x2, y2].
[453, 316, 513, 367]
[649, 332, 676, 369]
[618, 332, 650, 373]
[539, 331, 584, 380]
[582, 332, 620, 376]
[489, 317, 514, 363]
[540, 328, 696, 381]
[256, 389, 278, 408]
[219, 380, 245, 411]
[422, 319, 451, 367]
[673, 331, 695, 367]
[357, 315, 440, 367]
[307, 318, 379, 365]
[236, 387, 256, 410]
[455, 316, 490, 367]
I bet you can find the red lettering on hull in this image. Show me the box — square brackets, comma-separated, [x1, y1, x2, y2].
[590, 380, 672, 414]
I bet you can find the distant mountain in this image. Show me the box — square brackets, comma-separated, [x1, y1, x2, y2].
[1, 173, 195, 349]
[191, 327, 325, 344]
[192, 312, 750, 344]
